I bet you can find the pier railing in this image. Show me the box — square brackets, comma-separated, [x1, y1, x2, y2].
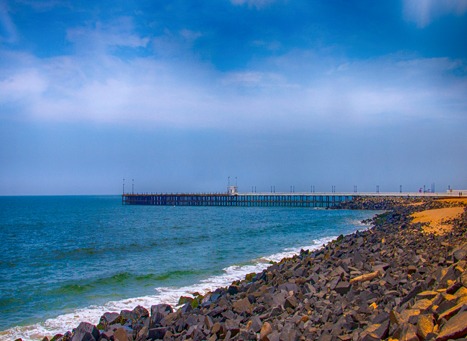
[122, 191, 460, 208]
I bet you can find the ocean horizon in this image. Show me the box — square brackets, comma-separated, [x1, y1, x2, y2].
[0, 195, 380, 341]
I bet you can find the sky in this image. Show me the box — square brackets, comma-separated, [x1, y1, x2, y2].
[0, 0, 466, 195]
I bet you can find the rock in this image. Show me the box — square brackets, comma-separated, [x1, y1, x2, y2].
[452, 244, 467, 262]
[99, 330, 114, 340]
[150, 304, 173, 327]
[279, 323, 297, 341]
[71, 322, 100, 341]
[132, 305, 149, 321]
[401, 284, 424, 305]
[178, 296, 193, 306]
[260, 322, 273, 341]
[437, 303, 467, 321]
[417, 291, 439, 300]
[112, 328, 129, 341]
[416, 314, 434, 340]
[393, 323, 419, 341]
[335, 281, 351, 295]
[436, 310, 467, 341]
[248, 315, 262, 333]
[98, 312, 120, 329]
[228, 285, 239, 295]
[204, 315, 214, 330]
[180, 302, 193, 314]
[119, 310, 133, 324]
[267, 330, 280, 341]
[408, 265, 417, 274]
[135, 326, 148, 341]
[350, 271, 380, 284]
[412, 299, 432, 311]
[284, 295, 298, 309]
[232, 297, 252, 314]
[147, 327, 167, 340]
[224, 319, 240, 337]
[211, 322, 222, 335]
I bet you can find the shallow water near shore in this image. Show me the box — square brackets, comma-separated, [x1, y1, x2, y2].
[0, 195, 379, 340]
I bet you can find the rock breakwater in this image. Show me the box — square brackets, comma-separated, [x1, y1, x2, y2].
[28, 198, 467, 341]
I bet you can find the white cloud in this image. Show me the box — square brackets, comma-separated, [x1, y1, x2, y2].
[66, 17, 149, 53]
[0, 1, 18, 43]
[221, 71, 291, 88]
[179, 29, 202, 42]
[403, 0, 467, 27]
[0, 15, 466, 133]
[0, 70, 47, 98]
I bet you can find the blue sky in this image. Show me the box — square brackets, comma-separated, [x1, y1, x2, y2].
[1, 0, 466, 195]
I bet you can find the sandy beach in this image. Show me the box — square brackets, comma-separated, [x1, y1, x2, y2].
[411, 206, 465, 235]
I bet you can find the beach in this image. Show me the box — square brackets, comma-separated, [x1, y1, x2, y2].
[24, 196, 467, 341]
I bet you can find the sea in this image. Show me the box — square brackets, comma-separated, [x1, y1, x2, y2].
[0, 195, 380, 341]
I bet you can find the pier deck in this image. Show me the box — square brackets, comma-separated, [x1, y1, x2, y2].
[122, 192, 457, 208]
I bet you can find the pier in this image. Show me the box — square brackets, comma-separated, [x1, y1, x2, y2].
[122, 193, 353, 208]
[122, 190, 459, 208]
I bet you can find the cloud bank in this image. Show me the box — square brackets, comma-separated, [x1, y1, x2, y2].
[0, 1, 466, 195]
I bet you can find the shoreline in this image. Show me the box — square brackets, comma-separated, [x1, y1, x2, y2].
[1, 210, 375, 341]
[14, 198, 467, 340]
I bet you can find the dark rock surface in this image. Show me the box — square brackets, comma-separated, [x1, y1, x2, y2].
[40, 197, 467, 341]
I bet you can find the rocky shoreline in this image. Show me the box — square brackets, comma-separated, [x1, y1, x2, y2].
[29, 197, 467, 341]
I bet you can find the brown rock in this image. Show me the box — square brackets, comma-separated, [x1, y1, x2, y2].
[204, 315, 214, 330]
[461, 271, 467, 287]
[437, 303, 467, 321]
[211, 322, 222, 335]
[412, 299, 432, 311]
[361, 320, 389, 340]
[260, 322, 273, 341]
[436, 310, 467, 341]
[113, 328, 129, 341]
[408, 265, 417, 274]
[279, 323, 297, 341]
[284, 295, 298, 309]
[400, 309, 421, 323]
[393, 323, 419, 341]
[416, 314, 434, 340]
[417, 291, 439, 300]
[455, 286, 467, 299]
[248, 315, 262, 333]
[452, 244, 467, 262]
[233, 297, 252, 314]
[350, 271, 380, 284]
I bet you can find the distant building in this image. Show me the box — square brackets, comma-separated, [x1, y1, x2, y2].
[227, 186, 238, 196]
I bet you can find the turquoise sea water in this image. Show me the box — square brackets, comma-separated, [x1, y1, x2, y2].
[0, 195, 379, 340]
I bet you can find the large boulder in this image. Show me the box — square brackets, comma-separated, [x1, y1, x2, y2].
[70, 322, 100, 341]
[149, 304, 173, 328]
